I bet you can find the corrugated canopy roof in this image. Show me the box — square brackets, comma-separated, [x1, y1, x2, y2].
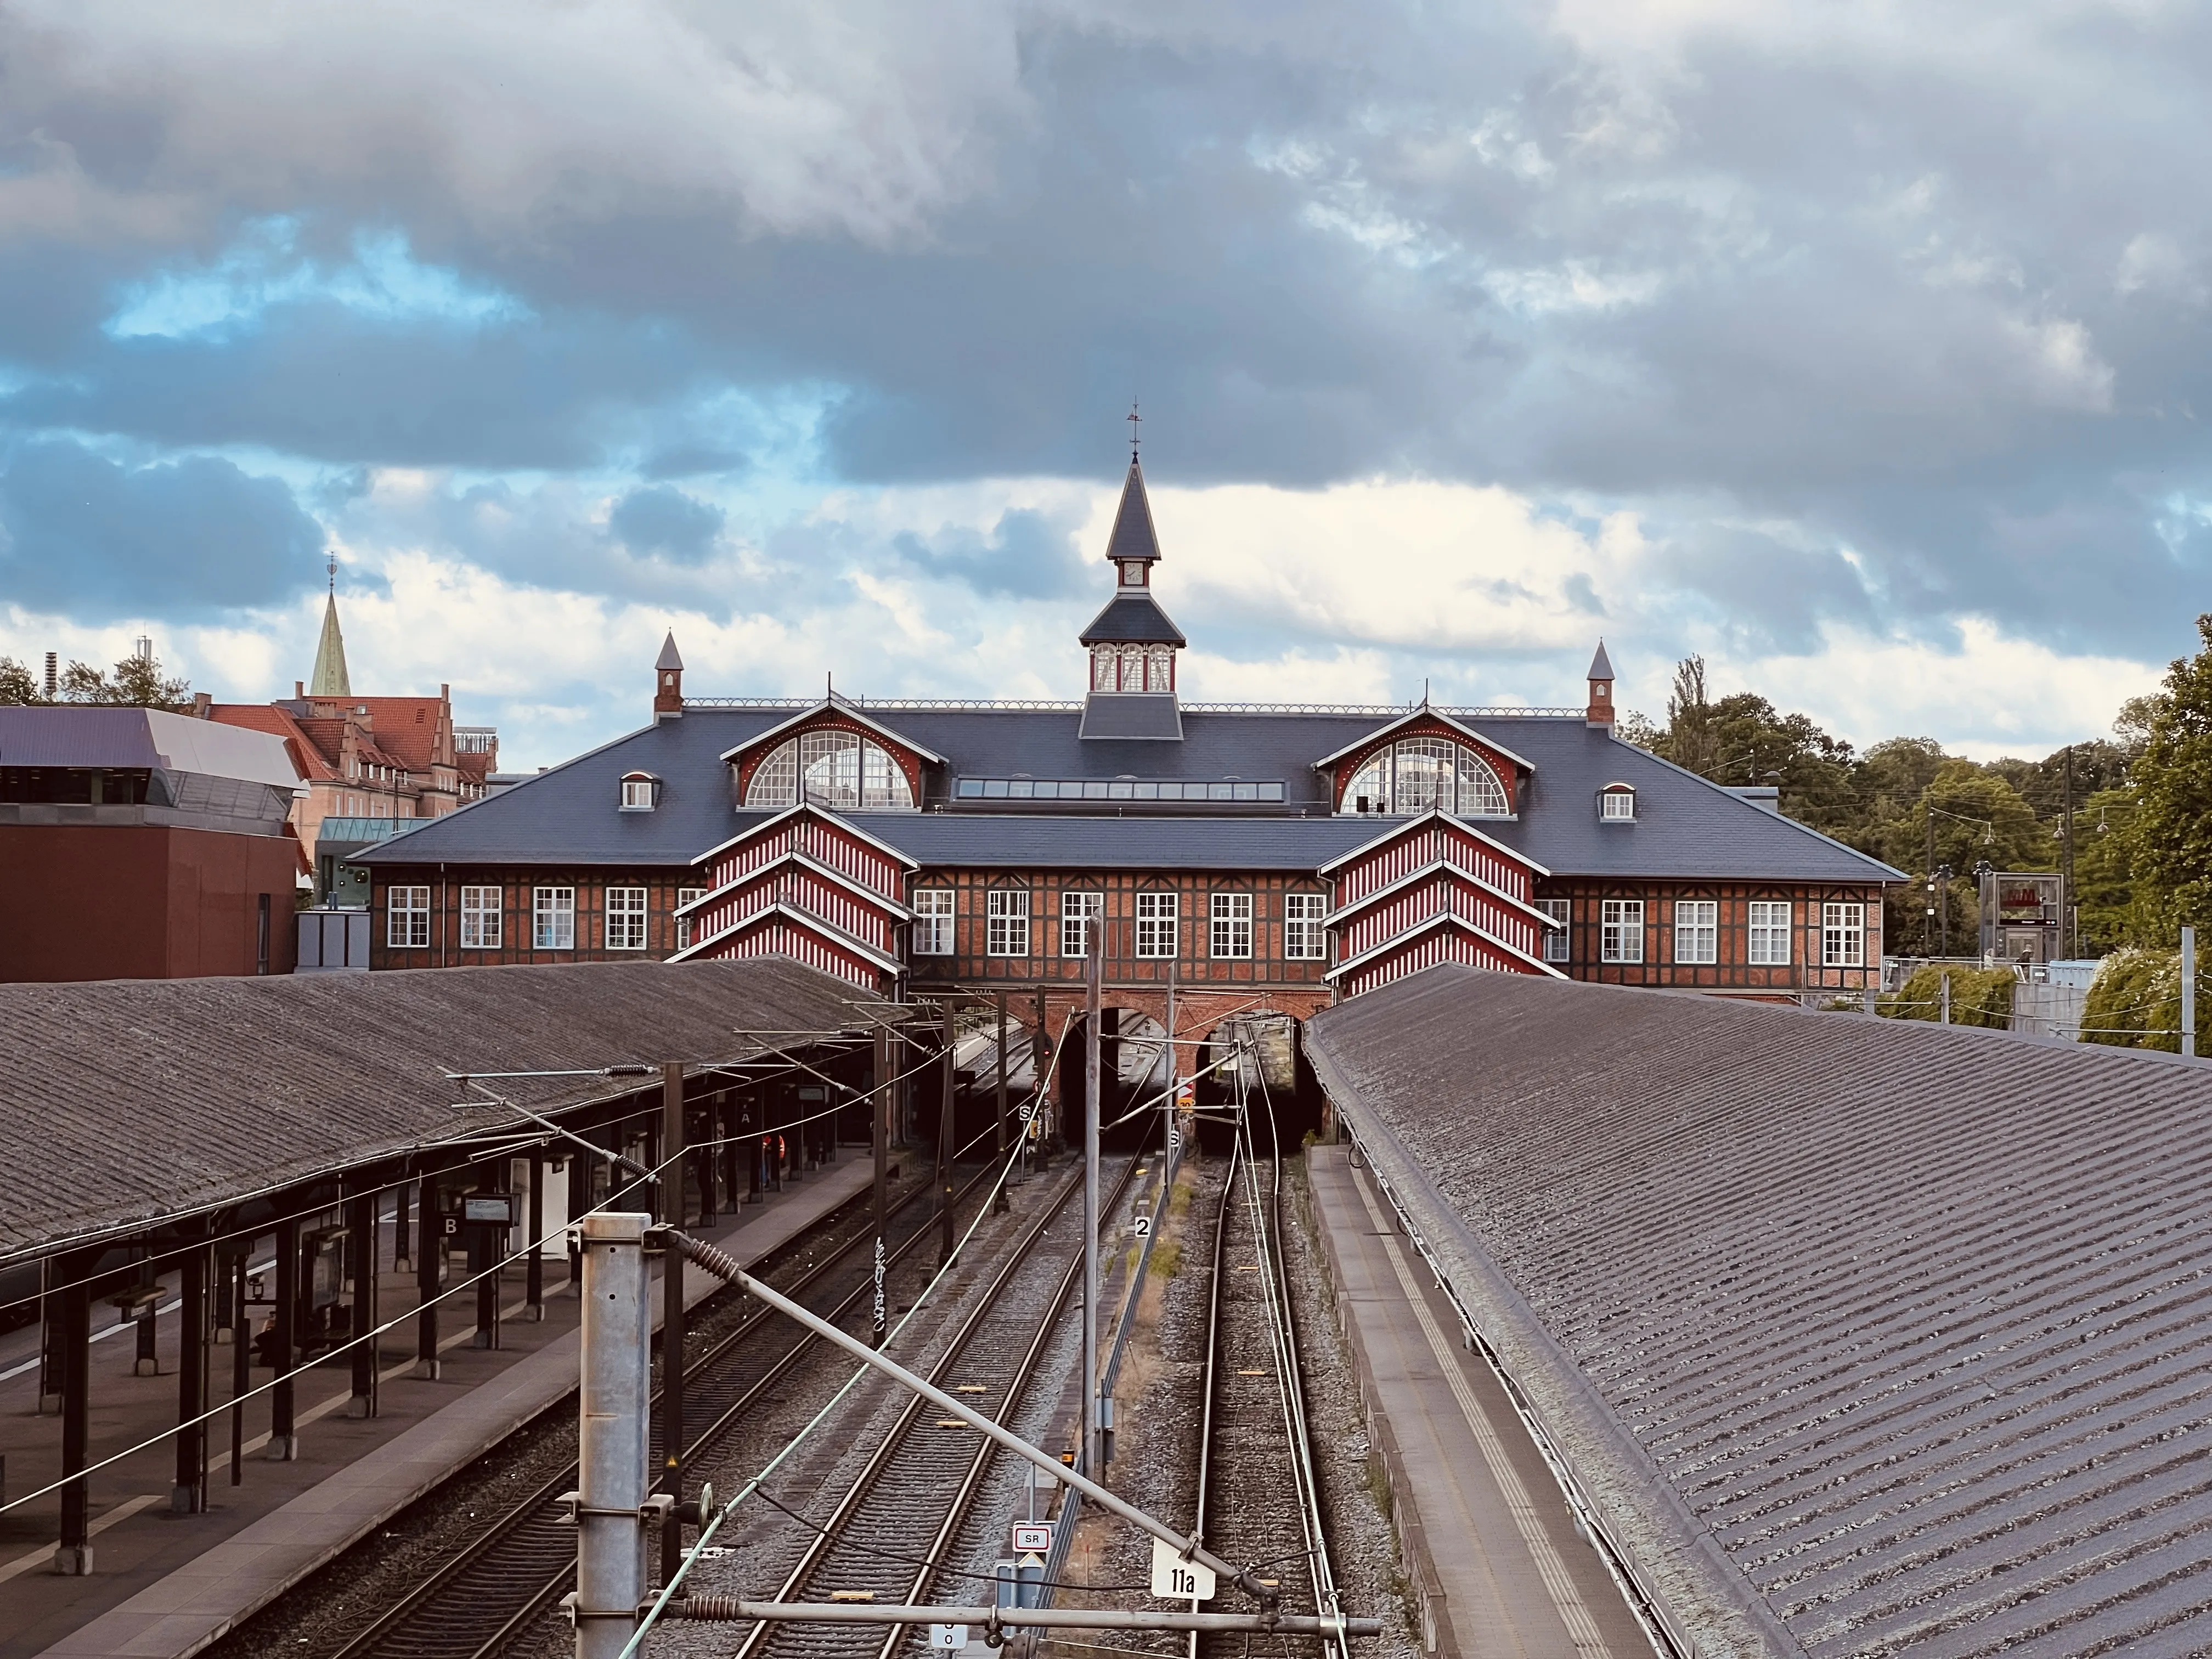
[0, 958, 892, 1266]
[1306, 964, 2212, 1657]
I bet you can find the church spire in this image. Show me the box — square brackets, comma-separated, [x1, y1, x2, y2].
[309, 555, 351, 698]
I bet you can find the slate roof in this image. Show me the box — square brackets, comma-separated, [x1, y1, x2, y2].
[1104, 458, 1164, 563]
[1078, 590, 1188, 646]
[354, 705, 1900, 884]
[1076, 692, 1184, 740]
[1306, 964, 2212, 1658]
[0, 958, 891, 1265]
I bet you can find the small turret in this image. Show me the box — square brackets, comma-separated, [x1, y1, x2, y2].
[654, 631, 685, 719]
[1586, 640, 1616, 730]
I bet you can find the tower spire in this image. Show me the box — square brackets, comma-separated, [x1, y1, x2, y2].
[308, 554, 351, 699]
[1127, 399, 1142, 462]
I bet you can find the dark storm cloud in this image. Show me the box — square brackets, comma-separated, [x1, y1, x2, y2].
[0, 436, 324, 619]
[891, 507, 1086, 599]
[608, 484, 724, 563]
[5, 1, 2212, 667]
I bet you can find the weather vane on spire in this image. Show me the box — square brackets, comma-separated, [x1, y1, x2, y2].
[326, 552, 337, 595]
[1127, 399, 1142, 461]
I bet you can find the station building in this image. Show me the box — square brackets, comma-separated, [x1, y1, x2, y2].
[354, 455, 1901, 1050]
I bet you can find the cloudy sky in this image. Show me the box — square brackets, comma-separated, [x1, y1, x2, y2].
[2, 1, 2205, 768]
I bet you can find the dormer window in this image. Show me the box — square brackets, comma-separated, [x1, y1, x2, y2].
[1340, 738, 1510, 817]
[744, 731, 916, 810]
[1601, 783, 1637, 821]
[620, 772, 658, 811]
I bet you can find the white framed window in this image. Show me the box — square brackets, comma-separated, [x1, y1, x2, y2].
[388, 885, 430, 949]
[1538, 898, 1570, 963]
[534, 887, 575, 950]
[742, 731, 915, 810]
[1120, 646, 1144, 691]
[606, 885, 648, 951]
[1601, 787, 1637, 821]
[1147, 647, 1173, 692]
[1284, 893, 1328, 961]
[1600, 898, 1644, 964]
[986, 888, 1030, 957]
[1061, 890, 1103, 958]
[1748, 901, 1792, 966]
[1210, 893, 1254, 959]
[1092, 648, 1116, 691]
[1674, 900, 1717, 965]
[674, 888, 705, 951]
[619, 775, 656, 811]
[1341, 737, 1509, 817]
[459, 885, 501, 950]
[913, 889, 955, 956]
[1135, 891, 1178, 958]
[1822, 902, 1865, 968]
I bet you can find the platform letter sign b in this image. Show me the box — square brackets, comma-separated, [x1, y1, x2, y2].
[1151, 1537, 1217, 1601]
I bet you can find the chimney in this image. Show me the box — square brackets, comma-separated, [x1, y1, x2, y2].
[1585, 640, 1616, 730]
[191, 692, 213, 719]
[653, 631, 685, 719]
[295, 680, 305, 699]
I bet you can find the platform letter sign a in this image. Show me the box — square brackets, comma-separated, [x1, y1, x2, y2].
[1151, 1537, 1216, 1601]
[929, 1626, 969, 1651]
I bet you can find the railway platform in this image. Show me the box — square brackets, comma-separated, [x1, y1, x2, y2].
[1307, 1146, 1649, 1659]
[12, 1156, 882, 1659]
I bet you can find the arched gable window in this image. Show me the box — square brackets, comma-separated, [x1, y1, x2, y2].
[744, 730, 916, 810]
[1342, 737, 1509, 817]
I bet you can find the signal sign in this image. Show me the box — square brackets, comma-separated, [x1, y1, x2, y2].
[1150, 1537, 1216, 1601]
[929, 1625, 970, 1650]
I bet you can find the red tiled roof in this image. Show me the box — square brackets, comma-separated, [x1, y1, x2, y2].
[353, 697, 447, 770]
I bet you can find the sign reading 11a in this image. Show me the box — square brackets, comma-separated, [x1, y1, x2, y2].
[1150, 1537, 1217, 1601]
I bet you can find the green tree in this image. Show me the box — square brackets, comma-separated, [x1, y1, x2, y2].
[2070, 787, 2140, 953]
[58, 652, 191, 709]
[0, 656, 37, 704]
[2120, 614, 2212, 944]
[1657, 656, 1721, 776]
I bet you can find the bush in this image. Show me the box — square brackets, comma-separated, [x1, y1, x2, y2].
[1878, 964, 2015, 1028]
[2080, 947, 2197, 1052]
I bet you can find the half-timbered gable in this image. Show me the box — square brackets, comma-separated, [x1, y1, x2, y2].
[1320, 811, 1563, 995]
[670, 804, 915, 989]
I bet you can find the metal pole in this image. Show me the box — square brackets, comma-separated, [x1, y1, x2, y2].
[270, 1216, 298, 1459]
[527, 1150, 546, 1320]
[416, 1172, 442, 1379]
[174, 1245, 207, 1511]
[659, 1062, 687, 1586]
[2185, 926, 2197, 1060]
[1083, 916, 1102, 1477]
[1940, 973, 1951, 1025]
[229, 1251, 247, 1484]
[348, 1187, 377, 1418]
[57, 1269, 91, 1573]
[575, 1214, 653, 1659]
[2062, 745, 2076, 961]
[667, 1602, 1381, 1637]
[994, 991, 1010, 1215]
[873, 1025, 889, 1347]
[938, 1005, 956, 1266]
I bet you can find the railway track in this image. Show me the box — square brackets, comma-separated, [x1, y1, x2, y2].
[1190, 1066, 1344, 1659]
[731, 1152, 1142, 1659]
[331, 1159, 998, 1659]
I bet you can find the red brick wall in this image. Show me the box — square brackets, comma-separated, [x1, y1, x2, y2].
[367, 868, 701, 968]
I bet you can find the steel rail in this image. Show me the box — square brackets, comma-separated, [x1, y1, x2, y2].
[328, 1162, 983, 1659]
[1184, 1132, 1243, 1659]
[726, 1153, 1140, 1659]
[1246, 1055, 1346, 1659]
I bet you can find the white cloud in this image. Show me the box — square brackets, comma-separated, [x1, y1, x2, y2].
[7, 0, 1029, 246]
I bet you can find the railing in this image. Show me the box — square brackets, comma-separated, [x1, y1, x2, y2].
[453, 727, 498, 754]
[679, 695, 1587, 718]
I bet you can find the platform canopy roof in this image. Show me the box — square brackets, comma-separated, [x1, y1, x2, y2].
[0, 958, 894, 1267]
[1306, 964, 2212, 1659]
